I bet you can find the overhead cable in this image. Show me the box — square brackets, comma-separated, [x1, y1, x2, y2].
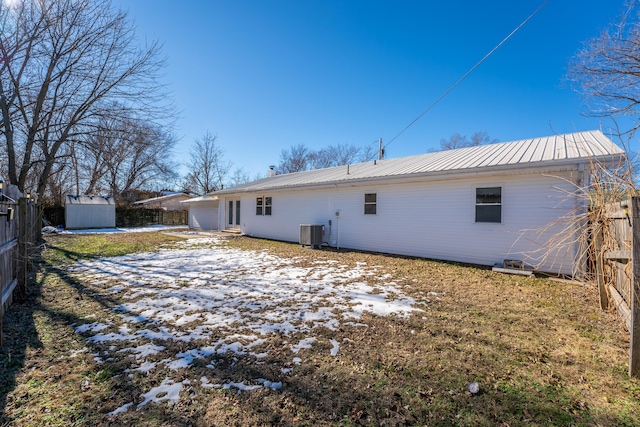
[382, 0, 551, 152]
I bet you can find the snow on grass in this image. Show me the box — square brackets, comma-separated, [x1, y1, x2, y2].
[329, 339, 340, 356]
[136, 378, 184, 408]
[72, 237, 421, 415]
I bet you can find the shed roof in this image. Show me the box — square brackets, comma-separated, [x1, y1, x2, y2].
[65, 195, 114, 205]
[213, 130, 625, 195]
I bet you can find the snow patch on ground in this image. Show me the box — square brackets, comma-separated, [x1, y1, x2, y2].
[72, 237, 422, 415]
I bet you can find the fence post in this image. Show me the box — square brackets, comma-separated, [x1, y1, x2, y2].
[36, 204, 43, 242]
[630, 197, 640, 378]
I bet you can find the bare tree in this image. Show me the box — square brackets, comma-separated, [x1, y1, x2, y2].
[569, 1, 640, 136]
[101, 121, 177, 202]
[278, 142, 376, 174]
[184, 132, 232, 195]
[309, 144, 365, 169]
[0, 0, 172, 200]
[277, 144, 310, 174]
[228, 168, 252, 187]
[436, 131, 498, 151]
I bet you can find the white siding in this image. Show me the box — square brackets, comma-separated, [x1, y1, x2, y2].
[188, 202, 219, 230]
[65, 205, 116, 229]
[227, 171, 581, 275]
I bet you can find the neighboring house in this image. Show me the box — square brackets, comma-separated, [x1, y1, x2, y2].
[133, 193, 191, 211]
[65, 195, 115, 229]
[185, 130, 625, 275]
[181, 195, 219, 230]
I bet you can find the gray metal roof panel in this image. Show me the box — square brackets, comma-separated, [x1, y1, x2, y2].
[210, 131, 625, 195]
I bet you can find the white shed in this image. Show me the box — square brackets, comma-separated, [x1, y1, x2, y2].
[197, 131, 626, 276]
[65, 195, 116, 229]
[182, 195, 219, 230]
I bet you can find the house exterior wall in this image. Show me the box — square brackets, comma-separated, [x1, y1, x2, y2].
[188, 201, 219, 230]
[220, 170, 582, 275]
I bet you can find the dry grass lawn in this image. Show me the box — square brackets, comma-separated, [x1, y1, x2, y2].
[1, 232, 639, 426]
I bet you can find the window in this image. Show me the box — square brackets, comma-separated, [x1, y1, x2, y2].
[475, 187, 501, 223]
[264, 197, 272, 215]
[364, 193, 377, 215]
[256, 196, 272, 216]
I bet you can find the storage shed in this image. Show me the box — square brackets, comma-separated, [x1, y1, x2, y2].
[182, 195, 219, 230]
[65, 195, 115, 229]
[192, 131, 626, 276]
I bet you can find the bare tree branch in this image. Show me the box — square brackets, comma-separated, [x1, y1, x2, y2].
[183, 132, 232, 195]
[569, 0, 640, 136]
[0, 0, 174, 201]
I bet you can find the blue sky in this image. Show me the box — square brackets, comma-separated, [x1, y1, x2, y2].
[120, 0, 626, 178]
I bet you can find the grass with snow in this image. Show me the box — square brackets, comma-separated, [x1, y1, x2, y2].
[1, 232, 639, 426]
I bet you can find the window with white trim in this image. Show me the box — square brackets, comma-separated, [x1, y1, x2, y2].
[364, 193, 377, 215]
[256, 196, 272, 216]
[264, 197, 272, 215]
[475, 187, 501, 223]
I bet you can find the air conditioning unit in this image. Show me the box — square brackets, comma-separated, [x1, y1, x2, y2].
[300, 224, 324, 249]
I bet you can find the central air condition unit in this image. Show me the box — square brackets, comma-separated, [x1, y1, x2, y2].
[300, 224, 323, 249]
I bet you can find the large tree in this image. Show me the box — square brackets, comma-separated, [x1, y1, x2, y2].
[183, 132, 232, 195]
[66, 116, 176, 199]
[569, 0, 640, 136]
[0, 0, 172, 199]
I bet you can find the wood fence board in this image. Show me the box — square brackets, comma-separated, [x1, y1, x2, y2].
[1, 185, 38, 347]
[630, 197, 640, 377]
[596, 199, 638, 377]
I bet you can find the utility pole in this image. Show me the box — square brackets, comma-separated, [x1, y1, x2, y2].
[378, 138, 384, 160]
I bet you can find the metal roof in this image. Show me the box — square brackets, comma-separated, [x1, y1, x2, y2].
[65, 195, 114, 205]
[134, 193, 191, 205]
[212, 130, 626, 195]
[181, 194, 219, 204]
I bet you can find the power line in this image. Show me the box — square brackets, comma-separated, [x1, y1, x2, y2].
[382, 0, 551, 152]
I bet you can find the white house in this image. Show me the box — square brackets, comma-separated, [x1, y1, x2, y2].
[65, 195, 116, 229]
[182, 194, 219, 230]
[185, 130, 625, 275]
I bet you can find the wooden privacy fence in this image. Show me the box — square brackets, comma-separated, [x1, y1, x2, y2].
[115, 207, 187, 228]
[0, 184, 41, 347]
[594, 197, 640, 377]
[43, 206, 187, 229]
